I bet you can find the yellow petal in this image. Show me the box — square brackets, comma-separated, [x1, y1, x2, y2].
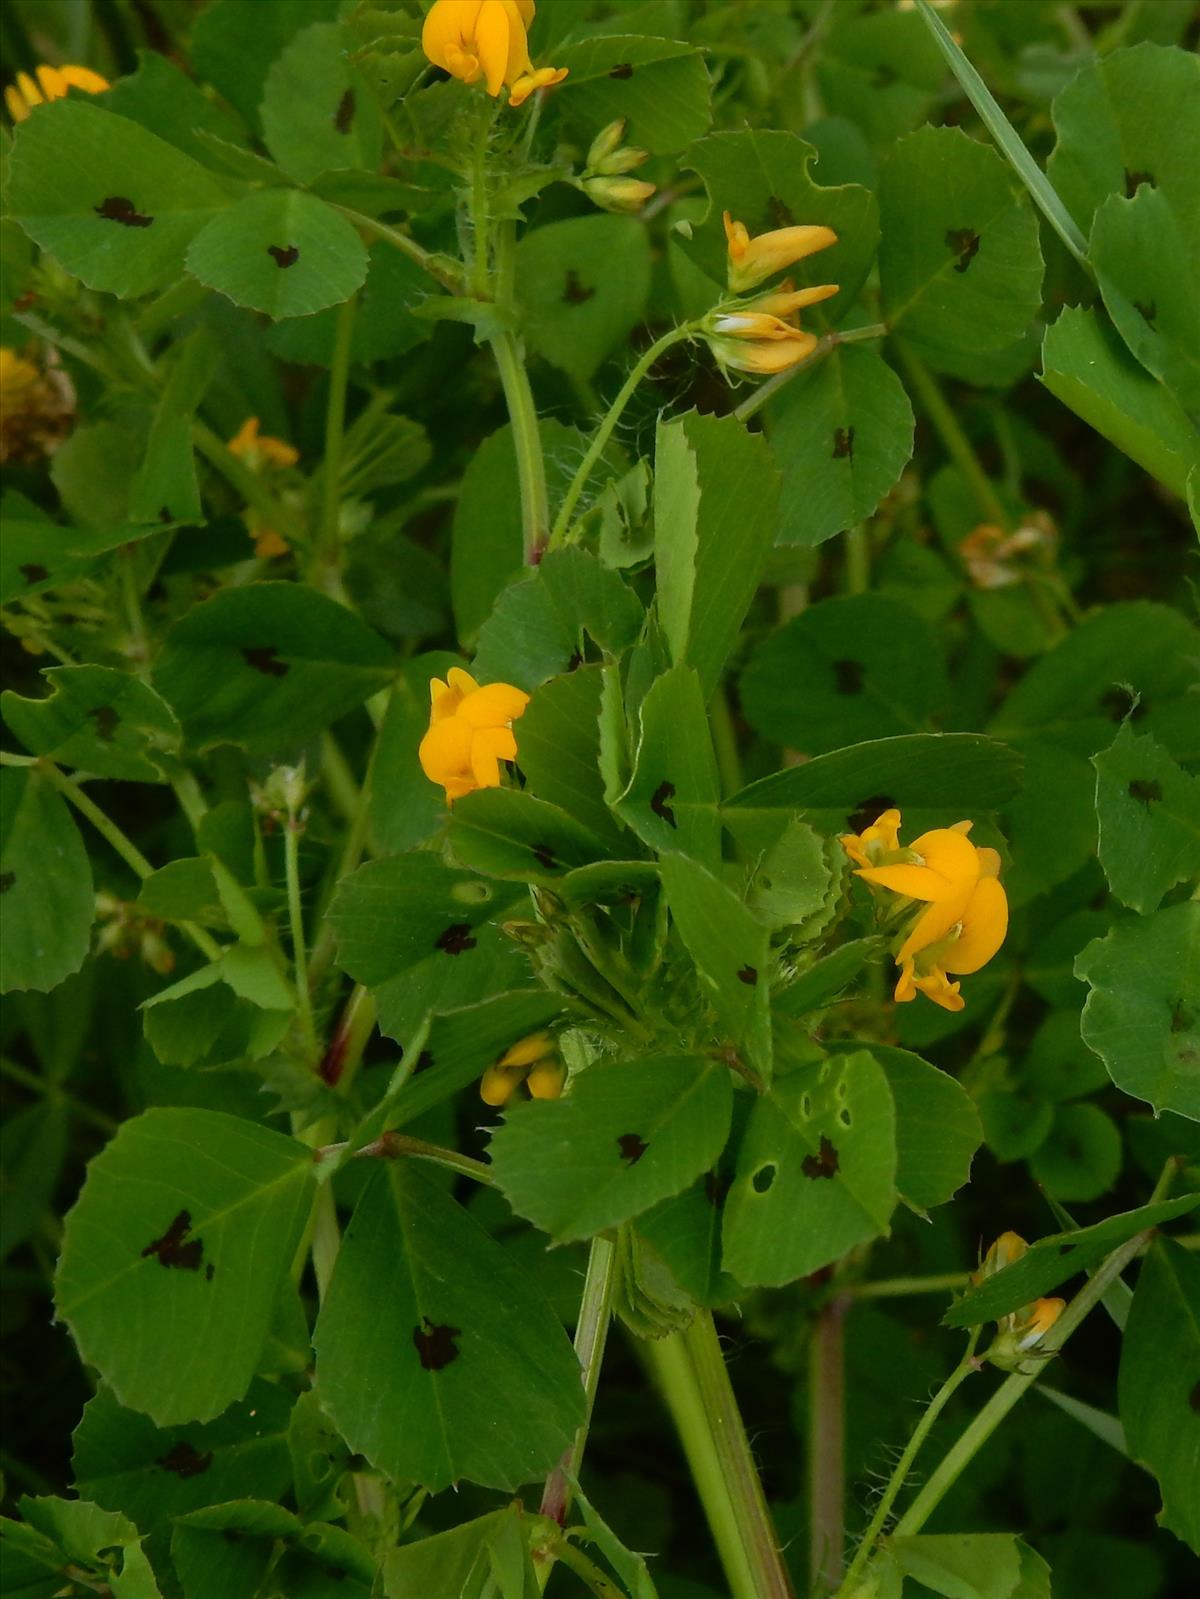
[5, 84, 31, 122]
[16, 72, 43, 108]
[36, 65, 67, 100]
[508, 65, 567, 106]
[446, 665, 481, 698]
[527, 1058, 566, 1099]
[418, 716, 474, 796]
[895, 895, 967, 966]
[480, 1062, 524, 1106]
[227, 416, 260, 456]
[498, 1031, 555, 1068]
[943, 874, 1008, 975]
[913, 969, 964, 1011]
[469, 725, 517, 788]
[59, 66, 110, 94]
[422, 0, 483, 72]
[458, 681, 529, 728]
[474, 0, 513, 95]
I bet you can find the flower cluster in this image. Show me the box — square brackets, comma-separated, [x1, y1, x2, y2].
[227, 417, 300, 558]
[418, 667, 529, 803]
[704, 213, 839, 376]
[581, 118, 655, 214]
[4, 63, 109, 123]
[480, 1032, 564, 1106]
[840, 807, 1008, 1011]
[1, 346, 75, 464]
[421, 0, 566, 108]
[973, 1231, 1065, 1372]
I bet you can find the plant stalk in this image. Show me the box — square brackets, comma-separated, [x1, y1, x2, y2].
[318, 293, 358, 565]
[540, 1233, 618, 1526]
[809, 1292, 851, 1592]
[648, 1312, 794, 1599]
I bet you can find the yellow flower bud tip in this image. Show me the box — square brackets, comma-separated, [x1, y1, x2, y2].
[526, 1058, 566, 1099]
[5, 62, 108, 121]
[974, 1230, 1028, 1283]
[723, 210, 838, 293]
[422, 0, 565, 105]
[1016, 1296, 1065, 1349]
[497, 1031, 556, 1070]
[584, 175, 656, 213]
[418, 670, 529, 803]
[479, 1062, 525, 1107]
[253, 527, 291, 559]
[587, 118, 628, 169]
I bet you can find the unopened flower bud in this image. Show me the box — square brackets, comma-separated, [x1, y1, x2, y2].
[583, 175, 656, 213]
[586, 118, 628, 170]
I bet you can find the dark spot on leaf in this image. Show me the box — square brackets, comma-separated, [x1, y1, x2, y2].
[833, 426, 855, 460]
[241, 644, 289, 677]
[1170, 1001, 1192, 1034]
[566, 650, 583, 671]
[872, 63, 897, 89]
[88, 705, 119, 741]
[532, 842, 559, 871]
[609, 62, 634, 79]
[1058, 1243, 1075, 1256]
[848, 794, 895, 834]
[141, 1209, 204, 1271]
[95, 195, 154, 227]
[415, 1049, 435, 1072]
[435, 922, 477, 956]
[205, 1262, 214, 1281]
[158, 1442, 213, 1478]
[413, 1316, 461, 1370]
[1134, 300, 1157, 324]
[752, 1163, 776, 1193]
[20, 563, 49, 584]
[562, 269, 595, 305]
[0, 872, 15, 893]
[833, 658, 864, 695]
[267, 244, 300, 269]
[945, 227, 980, 273]
[159, 505, 172, 523]
[737, 965, 758, 986]
[1124, 169, 1154, 197]
[618, 1132, 647, 1165]
[1190, 1380, 1200, 1413]
[1099, 684, 1145, 722]
[650, 780, 677, 829]
[334, 88, 356, 134]
[766, 196, 795, 230]
[801, 1134, 839, 1181]
[1128, 778, 1162, 807]
[223, 1530, 244, 1544]
[705, 1171, 731, 1207]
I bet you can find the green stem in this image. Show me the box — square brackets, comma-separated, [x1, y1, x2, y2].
[836, 1330, 981, 1597]
[892, 1227, 1155, 1538]
[491, 327, 551, 562]
[893, 343, 1009, 528]
[709, 686, 744, 799]
[549, 324, 696, 551]
[553, 1540, 623, 1599]
[352, 1131, 496, 1187]
[329, 206, 463, 293]
[851, 1272, 971, 1300]
[38, 763, 222, 963]
[809, 1293, 851, 1592]
[0, 1056, 119, 1136]
[540, 1234, 618, 1526]
[319, 294, 358, 565]
[648, 1312, 794, 1599]
[844, 524, 870, 596]
[284, 815, 318, 1058]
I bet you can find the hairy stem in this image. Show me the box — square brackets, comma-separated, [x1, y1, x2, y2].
[549, 324, 696, 550]
[284, 813, 318, 1059]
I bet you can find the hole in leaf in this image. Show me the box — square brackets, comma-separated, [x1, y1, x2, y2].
[737, 965, 758, 986]
[562, 269, 595, 305]
[334, 88, 356, 133]
[95, 195, 154, 228]
[20, 563, 48, 584]
[241, 644, 288, 677]
[650, 780, 677, 828]
[267, 244, 300, 269]
[1128, 778, 1162, 807]
[141, 1209, 204, 1271]
[87, 705, 119, 741]
[833, 658, 864, 695]
[617, 1132, 647, 1165]
[945, 227, 980, 273]
[609, 62, 634, 78]
[837, 1107, 852, 1128]
[435, 922, 477, 956]
[751, 1164, 776, 1194]
[832, 427, 855, 460]
[157, 1442, 213, 1479]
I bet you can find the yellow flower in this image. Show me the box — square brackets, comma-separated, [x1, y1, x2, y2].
[421, 0, 566, 105]
[4, 64, 109, 123]
[971, 1231, 1065, 1370]
[228, 416, 300, 470]
[841, 808, 1008, 1011]
[705, 279, 838, 377]
[0, 346, 76, 464]
[723, 210, 838, 294]
[418, 666, 529, 803]
[973, 1230, 1028, 1282]
[480, 1031, 564, 1105]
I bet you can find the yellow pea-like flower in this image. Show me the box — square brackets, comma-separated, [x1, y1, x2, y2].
[4, 63, 109, 123]
[421, 0, 566, 106]
[418, 667, 529, 803]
